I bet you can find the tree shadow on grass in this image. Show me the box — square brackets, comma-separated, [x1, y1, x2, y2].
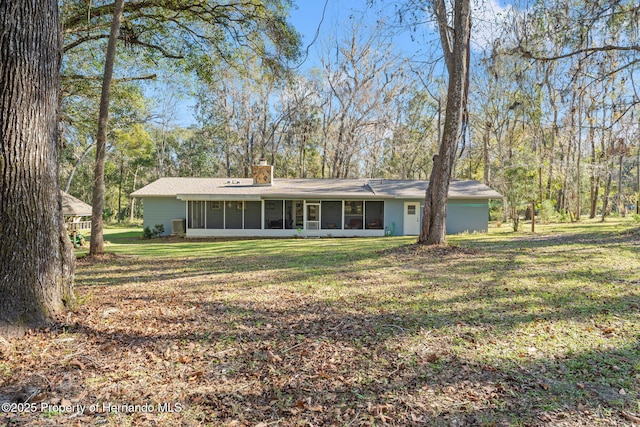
[3, 277, 637, 426]
[463, 226, 640, 252]
[28, 291, 635, 426]
[74, 239, 394, 288]
[9, 228, 631, 424]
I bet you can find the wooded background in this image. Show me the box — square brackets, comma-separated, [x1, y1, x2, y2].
[59, 0, 640, 227]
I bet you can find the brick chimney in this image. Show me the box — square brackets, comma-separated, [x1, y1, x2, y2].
[252, 159, 273, 186]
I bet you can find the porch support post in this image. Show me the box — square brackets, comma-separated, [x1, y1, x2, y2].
[261, 200, 265, 230]
[184, 201, 188, 234]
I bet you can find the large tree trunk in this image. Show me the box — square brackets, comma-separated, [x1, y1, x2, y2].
[90, 0, 125, 255]
[601, 149, 613, 222]
[418, 0, 471, 245]
[0, 0, 75, 334]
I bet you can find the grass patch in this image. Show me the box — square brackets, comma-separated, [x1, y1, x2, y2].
[1, 218, 639, 426]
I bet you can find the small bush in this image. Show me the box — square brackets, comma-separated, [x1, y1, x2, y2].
[489, 200, 503, 221]
[558, 210, 570, 223]
[143, 224, 165, 239]
[539, 200, 554, 224]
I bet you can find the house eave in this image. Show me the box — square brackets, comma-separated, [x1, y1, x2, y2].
[177, 194, 262, 201]
[263, 193, 384, 200]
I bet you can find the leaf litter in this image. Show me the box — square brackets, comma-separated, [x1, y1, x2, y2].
[1, 224, 639, 426]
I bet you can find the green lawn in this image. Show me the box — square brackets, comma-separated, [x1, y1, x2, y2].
[2, 218, 639, 426]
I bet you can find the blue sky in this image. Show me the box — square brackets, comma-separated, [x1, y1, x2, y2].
[289, 0, 513, 66]
[173, 0, 387, 126]
[171, 0, 511, 126]
[288, 0, 429, 69]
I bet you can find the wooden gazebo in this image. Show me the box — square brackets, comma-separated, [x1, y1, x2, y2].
[61, 191, 92, 246]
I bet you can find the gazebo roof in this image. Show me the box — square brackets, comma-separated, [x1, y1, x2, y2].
[61, 191, 92, 216]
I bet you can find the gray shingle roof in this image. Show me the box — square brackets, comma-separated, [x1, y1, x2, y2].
[369, 179, 503, 199]
[131, 178, 501, 200]
[61, 191, 92, 216]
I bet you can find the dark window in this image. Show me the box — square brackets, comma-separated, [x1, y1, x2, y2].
[265, 200, 284, 229]
[188, 201, 205, 229]
[285, 200, 304, 229]
[321, 201, 342, 229]
[244, 201, 261, 229]
[365, 201, 384, 229]
[344, 201, 363, 229]
[206, 201, 223, 229]
[225, 201, 242, 229]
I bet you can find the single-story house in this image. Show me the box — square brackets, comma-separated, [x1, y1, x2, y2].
[131, 163, 501, 238]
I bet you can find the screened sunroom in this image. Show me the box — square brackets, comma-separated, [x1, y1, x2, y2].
[185, 199, 385, 236]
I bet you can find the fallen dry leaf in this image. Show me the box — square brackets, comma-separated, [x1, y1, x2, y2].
[426, 353, 439, 363]
[267, 350, 282, 363]
[621, 410, 640, 424]
[69, 359, 85, 370]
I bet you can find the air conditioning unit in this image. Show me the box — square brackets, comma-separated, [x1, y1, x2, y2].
[171, 218, 186, 236]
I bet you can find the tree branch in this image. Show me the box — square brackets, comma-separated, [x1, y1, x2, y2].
[64, 34, 109, 52]
[62, 74, 157, 82]
[515, 44, 640, 62]
[433, 0, 454, 73]
[130, 41, 184, 59]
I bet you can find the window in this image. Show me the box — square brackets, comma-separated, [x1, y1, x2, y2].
[244, 201, 261, 229]
[365, 201, 384, 229]
[264, 199, 284, 228]
[225, 201, 242, 229]
[321, 201, 342, 229]
[344, 201, 363, 229]
[285, 200, 304, 229]
[407, 205, 416, 215]
[188, 201, 205, 229]
[206, 201, 223, 229]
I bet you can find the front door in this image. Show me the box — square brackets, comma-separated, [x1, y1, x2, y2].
[306, 203, 320, 230]
[404, 202, 420, 235]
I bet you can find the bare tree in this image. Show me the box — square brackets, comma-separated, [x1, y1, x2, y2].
[150, 92, 179, 178]
[319, 20, 405, 178]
